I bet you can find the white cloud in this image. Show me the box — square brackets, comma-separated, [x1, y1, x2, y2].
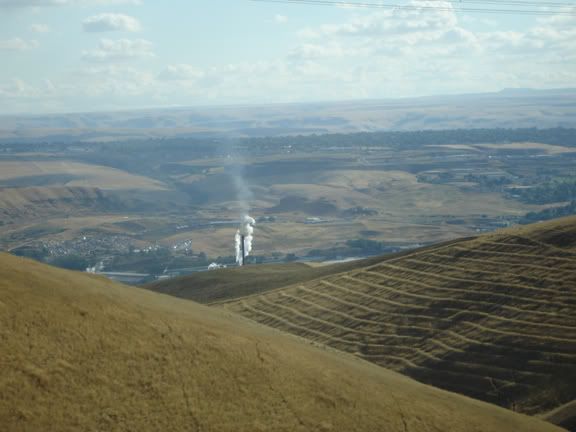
[480, 20, 576, 61]
[30, 24, 51, 33]
[288, 42, 360, 60]
[0, 38, 38, 51]
[0, 66, 154, 113]
[274, 14, 288, 24]
[282, 0, 576, 98]
[293, 1, 470, 61]
[85, 0, 141, 3]
[300, 2, 457, 39]
[83, 13, 141, 32]
[158, 64, 205, 81]
[1, 0, 575, 114]
[290, 0, 567, 65]
[0, 0, 141, 7]
[0, 78, 38, 97]
[461, 15, 497, 28]
[82, 38, 154, 61]
[72, 65, 154, 96]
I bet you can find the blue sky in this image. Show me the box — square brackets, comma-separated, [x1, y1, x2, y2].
[0, 0, 575, 114]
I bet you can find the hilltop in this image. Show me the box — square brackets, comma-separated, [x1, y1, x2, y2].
[1, 89, 574, 140]
[144, 240, 470, 304]
[145, 256, 393, 304]
[217, 217, 576, 421]
[1, 253, 566, 431]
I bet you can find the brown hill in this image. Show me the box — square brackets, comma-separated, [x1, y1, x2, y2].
[0, 186, 113, 220]
[544, 400, 576, 431]
[221, 216, 576, 419]
[145, 256, 398, 304]
[0, 253, 565, 432]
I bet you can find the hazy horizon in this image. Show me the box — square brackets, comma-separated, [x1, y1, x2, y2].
[0, 85, 573, 118]
[1, 0, 575, 115]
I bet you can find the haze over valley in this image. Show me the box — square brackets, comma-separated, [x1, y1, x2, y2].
[2, 94, 575, 279]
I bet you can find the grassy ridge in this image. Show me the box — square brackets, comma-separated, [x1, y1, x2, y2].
[1, 253, 565, 432]
[222, 217, 576, 419]
[145, 239, 474, 304]
[145, 256, 396, 304]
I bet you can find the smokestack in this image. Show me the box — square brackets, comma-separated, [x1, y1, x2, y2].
[235, 215, 255, 267]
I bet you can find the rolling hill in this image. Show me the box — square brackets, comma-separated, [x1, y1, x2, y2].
[216, 217, 576, 421]
[0, 253, 565, 431]
[145, 256, 397, 304]
[0, 186, 121, 222]
[1, 89, 574, 140]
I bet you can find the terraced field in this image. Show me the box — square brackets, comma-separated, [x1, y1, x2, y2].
[222, 217, 576, 417]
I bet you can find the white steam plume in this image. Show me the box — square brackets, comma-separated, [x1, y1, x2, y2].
[223, 138, 255, 265]
[235, 215, 255, 266]
[229, 158, 253, 216]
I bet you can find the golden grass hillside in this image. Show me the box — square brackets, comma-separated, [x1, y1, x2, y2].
[0, 161, 166, 191]
[0, 253, 566, 432]
[0, 186, 110, 220]
[222, 216, 576, 418]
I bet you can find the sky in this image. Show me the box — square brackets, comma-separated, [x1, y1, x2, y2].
[0, 0, 575, 115]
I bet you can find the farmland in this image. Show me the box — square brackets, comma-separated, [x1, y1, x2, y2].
[1, 126, 575, 277]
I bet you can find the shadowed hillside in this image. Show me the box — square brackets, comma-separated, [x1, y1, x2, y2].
[221, 217, 576, 420]
[544, 400, 576, 432]
[1, 253, 565, 432]
[145, 256, 401, 304]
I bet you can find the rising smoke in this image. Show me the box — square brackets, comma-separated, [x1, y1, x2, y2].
[229, 161, 253, 217]
[235, 215, 255, 266]
[224, 138, 256, 265]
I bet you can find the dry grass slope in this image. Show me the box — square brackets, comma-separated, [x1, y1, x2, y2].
[0, 186, 109, 220]
[1, 253, 564, 432]
[145, 256, 398, 304]
[223, 216, 576, 419]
